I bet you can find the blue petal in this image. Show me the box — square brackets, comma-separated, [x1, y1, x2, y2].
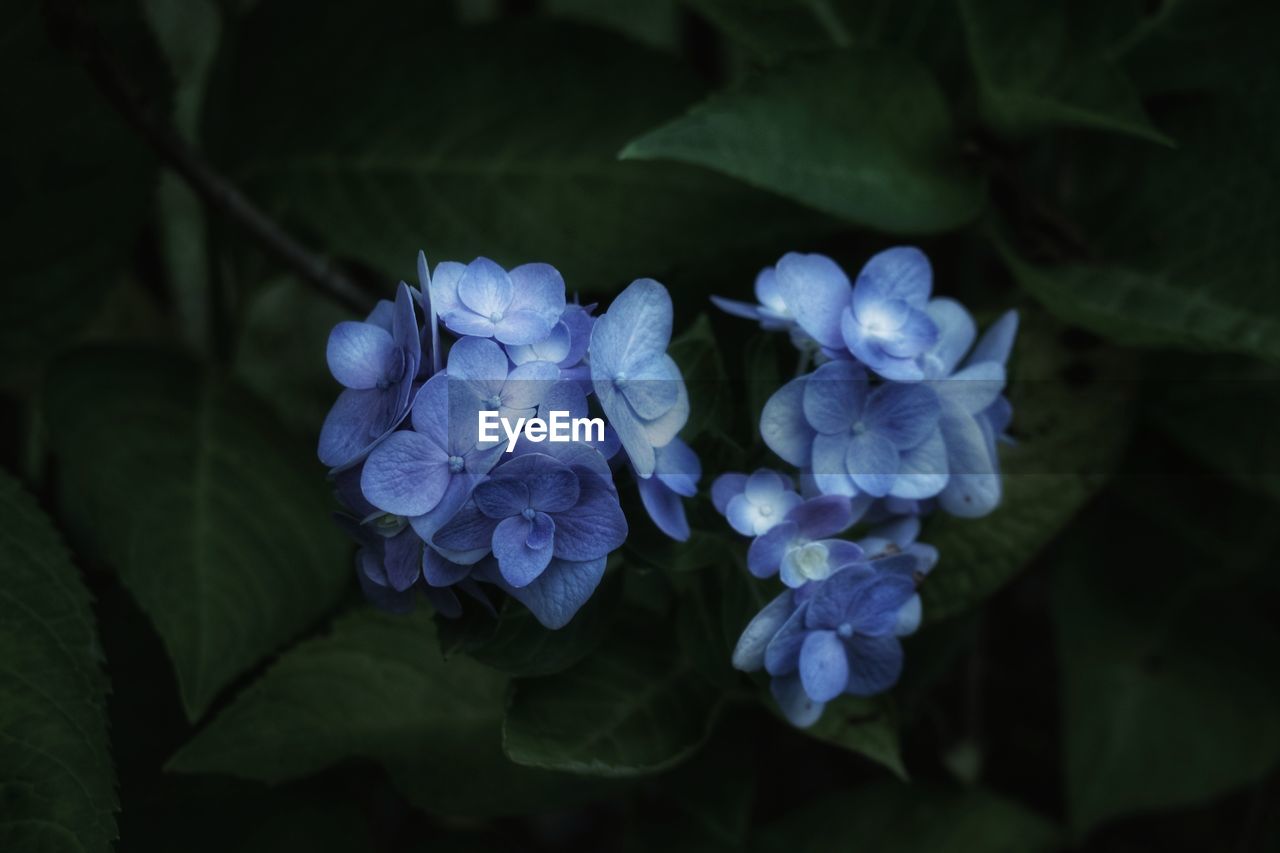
[710, 295, 763, 321]
[764, 604, 808, 676]
[507, 321, 571, 365]
[588, 278, 673, 376]
[854, 246, 932, 307]
[937, 362, 1006, 415]
[803, 360, 868, 435]
[473, 476, 530, 519]
[748, 521, 795, 577]
[434, 502, 499, 553]
[416, 252, 442, 376]
[636, 475, 690, 541]
[711, 473, 747, 515]
[448, 336, 510, 385]
[457, 257, 514, 317]
[845, 634, 904, 695]
[382, 528, 423, 592]
[809, 433, 858, 497]
[732, 590, 795, 671]
[502, 263, 566, 345]
[866, 383, 941, 449]
[327, 321, 396, 390]
[619, 354, 681, 419]
[800, 630, 849, 702]
[775, 252, 850, 349]
[878, 307, 938, 358]
[744, 468, 785, 502]
[391, 281, 421, 361]
[318, 387, 396, 469]
[422, 545, 472, 587]
[920, 297, 975, 378]
[771, 673, 826, 728]
[559, 304, 595, 368]
[493, 555, 608, 629]
[891, 428, 949, 500]
[653, 438, 700, 497]
[787, 495, 856, 539]
[727, 494, 760, 538]
[526, 460, 581, 513]
[360, 430, 450, 517]
[637, 379, 688, 449]
[408, 472, 481, 542]
[967, 309, 1019, 367]
[493, 515, 554, 588]
[550, 472, 627, 560]
[428, 261, 466, 318]
[761, 377, 814, 467]
[938, 409, 1002, 517]
[502, 360, 560, 412]
[594, 382, 653, 476]
[846, 432, 900, 497]
[894, 594, 923, 636]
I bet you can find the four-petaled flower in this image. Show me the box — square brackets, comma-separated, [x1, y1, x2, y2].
[430, 257, 566, 345]
[747, 496, 864, 587]
[713, 469, 803, 537]
[840, 247, 939, 381]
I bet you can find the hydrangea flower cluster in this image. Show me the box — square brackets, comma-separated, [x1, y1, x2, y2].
[319, 253, 699, 629]
[713, 247, 1017, 727]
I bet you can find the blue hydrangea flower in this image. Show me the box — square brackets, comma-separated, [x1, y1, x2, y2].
[747, 495, 864, 587]
[318, 282, 422, 469]
[766, 360, 947, 500]
[429, 257, 566, 345]
[840, 247, 940, 381]
[635, 437, 701, 541]
[733, 555, 919, 726]
[506, 302, 596, 381]
[359, 372, 504, 542]
[433, 452, 627, 589]
[712, 469, 802, 537]
[589, 278, 689, 478]
[712, 266, 798, 330]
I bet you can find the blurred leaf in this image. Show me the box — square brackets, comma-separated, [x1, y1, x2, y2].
[170, 608, 607, 817]
[44, 348, 349, 719]
[676, 559, 768, 688]
[799, 696, 906, 779]
[1144, 354, 1280, 503]
[0, 469, 117, 852]
[750, 781, 1060, 852]
[921, 307, 1137, 621]
[669, 313, 729, 442]
[622, 49, 984, 234]
[212, 10, 828, 290]
[1054, 519, 1280, 833]
[0, 1, 154, 387]
[1003, 6, 1280, 362]
[436, 567, 623, 678]
[547, 0, 680, 50]
[956, 0, 1169, 144]
[503, 624, 721, 777]
[233, 278, 355, 434]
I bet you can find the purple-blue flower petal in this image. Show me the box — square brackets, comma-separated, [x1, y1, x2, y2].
[800, 630, 849, 702]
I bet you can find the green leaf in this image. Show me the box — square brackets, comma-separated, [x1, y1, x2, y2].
[956, 0, 1170, 144]
[170, 608, 604, 817]
[503, 625, 721, 777]
[0, 1, 154, 387]
[622, 49, 984, 233]
[0, 469, 117, 852]
[44, 348, 349, 719]
[751, 782, 1060, 852]
[1001, 8, 1280, 362]
[1054, 520, 1280, 833]
[920, 306, 1137, 621]
[233, 278, 356, 435]
[213, 10, 828, 289]
[800, 696, 907, 779]
[669, 314, 729, 442]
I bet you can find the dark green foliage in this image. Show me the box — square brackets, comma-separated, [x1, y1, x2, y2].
[4, 0, 1279, 849]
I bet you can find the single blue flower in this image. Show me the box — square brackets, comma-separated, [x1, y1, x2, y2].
[801, 360, 947, 499]
[433, 452, 627, 589]
[713, 469, 802, 537]
[765, 557, 917, 724]
[840, 247, 939, 381]
[318, 282, 422, 469]
[747, 495, 864, 587]
[446, 336, 560, 442]
[635, 437, 701, 541]
[359, 371, 503, 542]
[589, 278, 689, 477]
[429, 257, 566, 345]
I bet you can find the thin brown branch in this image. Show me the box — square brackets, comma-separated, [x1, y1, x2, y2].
[51, 0, 372, 314]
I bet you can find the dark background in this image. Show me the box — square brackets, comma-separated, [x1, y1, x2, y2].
[2, 0, 1278, 851]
